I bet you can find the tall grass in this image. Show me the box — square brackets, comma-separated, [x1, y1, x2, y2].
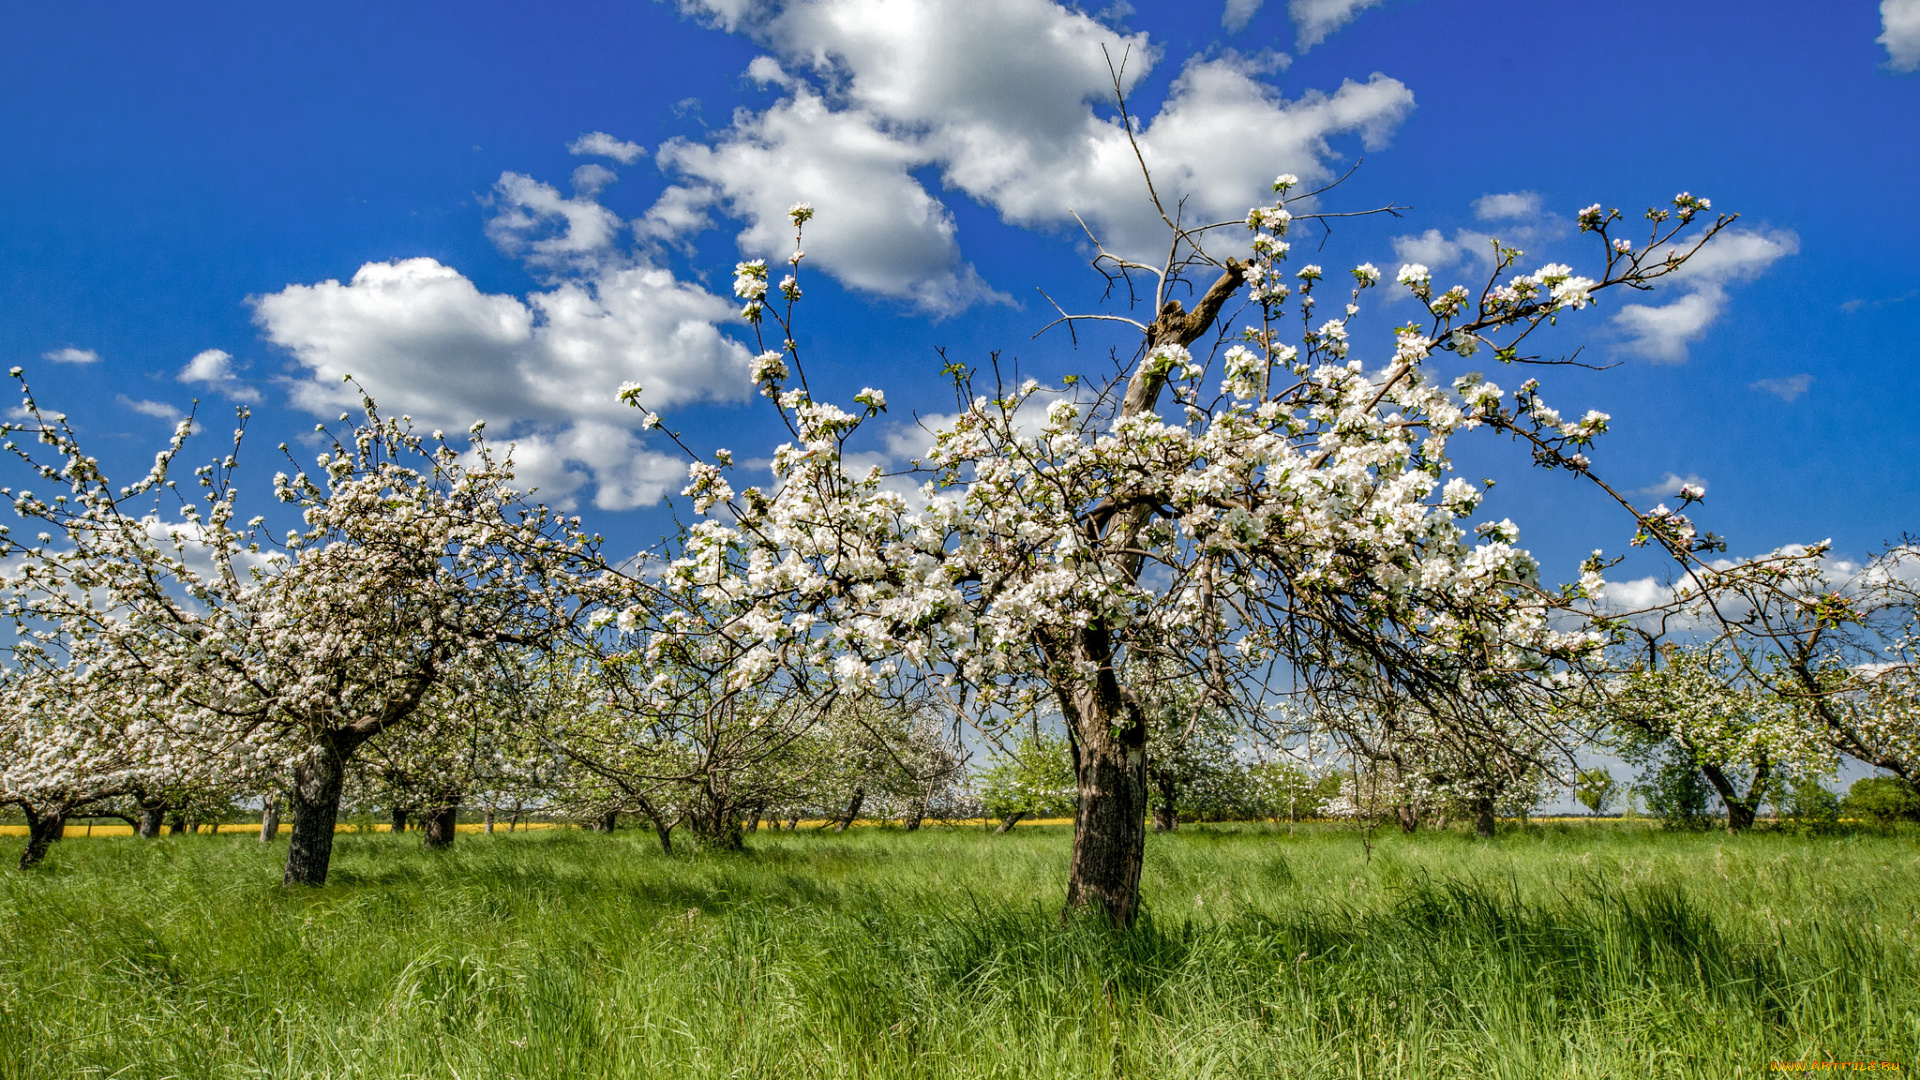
[1, 822, 1913, 1078]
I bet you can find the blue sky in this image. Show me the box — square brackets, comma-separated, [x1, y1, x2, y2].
[2, 0, 1916, 594]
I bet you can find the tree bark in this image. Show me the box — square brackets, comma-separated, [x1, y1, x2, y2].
[1396, 803, 1419, 834]
[390, 807, 409, 835]
[138, 804, 166, 840]
[1057, 655, 1150, 927]
[1473, 796, 1496, 839]
[995, 810, 1027, 835]
[745, 806, 763, 833]
[284, 741, 351, 886]
[833, 789, 865, 833]
[904, 799, 925, 832]
[483, 809, 495, 834]
[1066, 732, 1148, 926]
[259, 795, 281, 842]
[785, 811, 800, 831]
[168, 816, 186, 835]
[18, 805, 66, 869]
[591, 810, 618, 834]
[423, 800, 460, 849]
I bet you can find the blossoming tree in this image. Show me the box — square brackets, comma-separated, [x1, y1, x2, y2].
[619, 165, 1735, 924]
[0, 384, 595, 883]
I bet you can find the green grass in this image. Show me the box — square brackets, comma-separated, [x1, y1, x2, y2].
[1, 822, 1915, 1079]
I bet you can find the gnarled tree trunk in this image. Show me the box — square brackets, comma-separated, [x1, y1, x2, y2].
[423, 799, 460, 849]
[1396, 803, 1419, 834]
[832, 789, 864, 833]
[995, 810, 1026, 835]
[904, 798, 926, 832]
[1151, 770, 1179, 832]
[389, 807, 409, 835]
[483, 809, 495, 834]
[591, 810, 618, 834]
[138, 803, 166, 839]
[637, 798, 677, 854]
[259, 794, 281, 842]
[1473, 796, 1496, 839]
[1061, 668, 1149, 927]
[1700, 760, 1768, 834]
[285, 740, 351, 886]
[18, 804, 67, 869]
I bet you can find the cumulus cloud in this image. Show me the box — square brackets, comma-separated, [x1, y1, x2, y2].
[1883, 0, 1920, 71]
[1752, 374, 1812, 402]
[1611, 228, 1798, 363]
[566, 131, 646, 164]
[1634, 472, 1708, 499]
[656, 0, 1414, 309]
[1223, 0, 1264, 32]
[1473, 191, 1542, 221]
[257, 169, 753, 512]
[177, 348, 262, 403]
[1387, 192, 1567, 286]
[118, 396, 187, 423]
[43, 347, 100, 365]
[1288, 0, 1386, 51]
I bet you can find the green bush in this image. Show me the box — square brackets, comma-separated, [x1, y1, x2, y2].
[1841, 775, 1920, 824]
[1777, 776, 1840, 833]
[1638, 757, 1716, 830]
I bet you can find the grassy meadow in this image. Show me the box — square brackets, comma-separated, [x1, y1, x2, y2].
[0, 821, 1914, 1079]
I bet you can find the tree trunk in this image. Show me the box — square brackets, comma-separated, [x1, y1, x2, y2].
[1473, 797, 1496, 839]
[904, 799, 926, 832]
[592, 810, 618, 834]
[18, 805, 66, 869]
[1396, 802, 1419, 834]
[1057, 662, 1150, 928]
[746, 806, 763, 833]
[390, 807, 409, 835]
[1151, 769, 1179, 832]
[483, 809, 495, 834]
[637, 798, 676, 855]
[284, 741, 351, 886]
[259, 795, 281, 842]
[1066, 732, 1148, 926]
[423, 801, 460, 849]
[1700, 761, 1767, 834]
[995, 810, 1027, 835]
[168, 816, 186, 835]
[786, 811, 800, 831]
[138, 804, 166, 839]
[833, 789, 865, 833]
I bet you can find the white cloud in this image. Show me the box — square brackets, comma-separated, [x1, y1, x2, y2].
[1288, 0, 1385, 51]
[656, 87, 1007, 315]
[1610, 228, 1797, 363]
[43, 347, 100, 365]
[257, 170, 753, 512]
[118, 396, 186, 423]
[1633, 472, 1707, 499]
[1223, 0, 1264, 32]
[566, 131, 645, 164]
[1752, 374, 1812, 402]
[1472, 191, 1541, 221]
[176, 348, 263, 403]
[1390, 227, 1487, 273]
[1883, 0, 1920, 71]
[656, 0, 1413, 307]
[486, 171, 626, 269]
